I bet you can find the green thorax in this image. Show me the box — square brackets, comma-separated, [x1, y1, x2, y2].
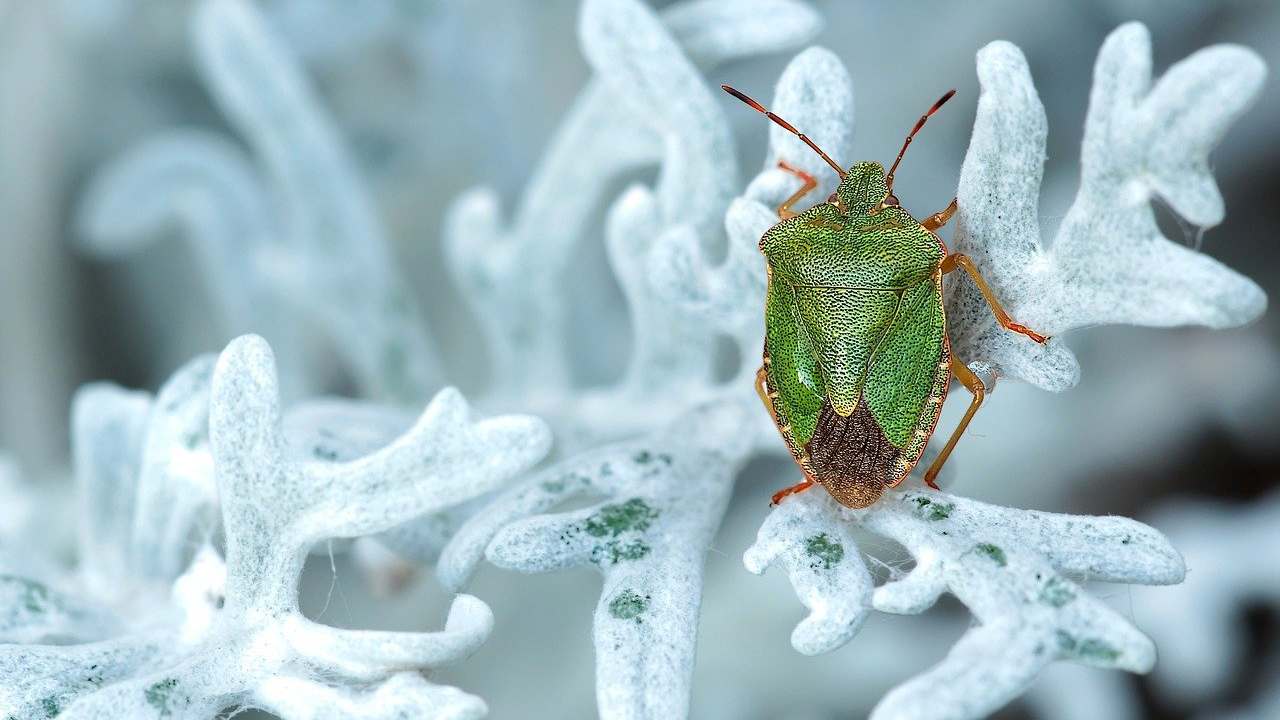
[760, 162, 944, 290]
[761, 160, 947, 451]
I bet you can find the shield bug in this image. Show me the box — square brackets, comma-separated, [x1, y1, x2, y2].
[723, 84, 1048, 509]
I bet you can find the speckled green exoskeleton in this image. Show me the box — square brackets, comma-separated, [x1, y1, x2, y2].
[723, 85, 1049, 509]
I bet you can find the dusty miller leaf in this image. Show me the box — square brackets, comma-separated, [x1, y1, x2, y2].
[947, 24, 1267, 390]
[0, 335, 551, 718]
[440, 401, 752, 720]
[750, 489, 1184, 720]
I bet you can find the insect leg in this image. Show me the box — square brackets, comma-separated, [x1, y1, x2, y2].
[922, 356, 986, 489]
[922, 197, 958, 231]
[771, 478, 815, 506]
[941, 253, 1050, 344]
[776, 161, 818, 220]
[754, 365, 771, 409]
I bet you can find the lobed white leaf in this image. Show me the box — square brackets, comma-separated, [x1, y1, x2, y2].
[2, 332, 539, 718]
[948, 24, 1266, 390]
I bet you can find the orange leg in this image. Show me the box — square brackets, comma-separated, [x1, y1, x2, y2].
[922, 356, 985, 489]
[771, 478, 815, 506]
[754, 365, 772, 410]
[756, 366, 818, 505]
[922, 197, 958, 232]
[776, 161, 818, 220]
[941, 253, 1049, 344]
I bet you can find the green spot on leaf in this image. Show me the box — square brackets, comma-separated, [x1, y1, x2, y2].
[585, 498, 659, 538]
[631, 450, 673, 467]
[544, 472, 591, 494]
[592, 539, 651, 565]
[911, 497, 953, 521]
[145, 678, 184, 717]
[927, 503, 954, 521]
[804, 533, 844, 570]
[612, 540, 650, 562]
[1039, 577, 1077, 607]
[609, 589, 650, 621]
[1055, 631, 1121, 662]
[974, 543, 1006, 567]
[1078, 638, 1122, 662]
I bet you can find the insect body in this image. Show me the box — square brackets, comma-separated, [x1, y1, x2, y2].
[724, 85, 1048, 509]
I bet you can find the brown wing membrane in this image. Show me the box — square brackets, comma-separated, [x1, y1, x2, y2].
[805, 399, 900, 508]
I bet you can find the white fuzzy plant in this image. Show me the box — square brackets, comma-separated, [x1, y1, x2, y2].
[2, 1, 1269, 719]
[77, 0, 443, 404]
[1, 336, 551, 718]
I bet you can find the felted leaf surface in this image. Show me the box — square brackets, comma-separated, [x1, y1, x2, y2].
[439, 403, 752, 720]
[946, 24, 1266, 390]
[0, 335, 550, 719]
[749, 489, 1184, 720]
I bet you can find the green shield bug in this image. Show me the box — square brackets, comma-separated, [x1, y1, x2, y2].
[723, 84, 1048, 509]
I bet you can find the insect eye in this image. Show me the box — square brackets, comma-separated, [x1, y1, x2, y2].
[883, 195, 900, 207]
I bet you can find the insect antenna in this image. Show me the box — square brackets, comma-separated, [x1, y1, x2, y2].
[721, 84, 845, 178]
[885, 89, 956, 193]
